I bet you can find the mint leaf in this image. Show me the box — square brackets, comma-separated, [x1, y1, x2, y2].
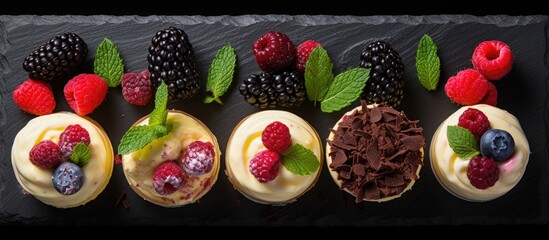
[204, 44, 236, 105]
[416, 34, 440, 91]
[320, 68, 369, 113]
[117, 124, 171, 155]
[94, 38, 124, 87]
[305, 46, 334, 104]
[70, 143, 90, 167]
[281, 144, 320, 176]
[447, 126, 480, 159]
[149, 82, 168, 126]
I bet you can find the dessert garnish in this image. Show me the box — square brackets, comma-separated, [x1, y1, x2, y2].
[94, 37, 124, 87]
[204, 44, 236, 105]
[13, 79, 55, 116]
[295, 40, 320, 75]
[64, 74, 108, 116]
[472, 40, 513, 80]
[152, 161, 185, 195]
[415, 34, 440, 91]
[122, 70, 152, 106]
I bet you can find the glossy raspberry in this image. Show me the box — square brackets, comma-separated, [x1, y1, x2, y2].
[29, 140, 61, 169]
[64, 74, 108, 116]
[249, 150, 280, 183]
[480, 81, 498, 106]
[182, 141, 215, 176]
[52, 162, 84, 195]
[12, 79, 56, 116]
[252, 31, 296, 72]
[467, 156, 499, 189]
[458, 108, 491, 141]
[295, 40, 321, 74]
[121, 70, 152, 106]
[152, 161, 185, 195]
[59, 124, 90, 160]
[261, 121, 291, 154]
[444, 69, 489, 105]
[472, 40, 513, 80]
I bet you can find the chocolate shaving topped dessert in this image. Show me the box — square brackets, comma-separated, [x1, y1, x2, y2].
[326, 101, 425, 202]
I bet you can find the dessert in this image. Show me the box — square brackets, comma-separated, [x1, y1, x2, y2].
[326, 101, 425, 202]
[11, 112, 113, 208]
[430, 104, 529, 202]
[225, 110, 322, 205]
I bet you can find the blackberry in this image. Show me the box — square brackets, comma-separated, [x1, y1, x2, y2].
[359, 41, 405, 107]
[22, 32, 88, 81]
[147, 27, 200, 101]
[239, 71, 305, 108]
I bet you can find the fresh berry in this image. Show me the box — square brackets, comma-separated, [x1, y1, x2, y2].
[359, 41, 405, 107]
[472, 40, 513, 80]
[467, 156, 499, 189]
[295, 40, 321, 74]
[121, 70, 152, 106]
[29, 140, 61, 169]
[458, 108, 491, 141]
[249, 150, 280, 183]
[148, 27, 200, 101]
[182, 141, 215, 176]
[262, 121, 291, 154]
[22, 32, 88, 81]
[64, 74, 108, 116]
[12, 79, 55, 116]
[480, 81, 498, 106]
[444, 69, 489, 105]
[238, 71, 305, 108]
[58, 124, 90, 160]
[152, 161, 185, 195]
[252, 31, 296, 73]
[480, 129, 515, 162]
[52, 162, 84, 195]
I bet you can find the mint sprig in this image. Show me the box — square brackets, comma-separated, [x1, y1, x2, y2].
[70, 143, 90, 167]
[149, 82, 168, 126]
[416, 34, 440, 91]
[94, 38, 124, 87]
[320, 68, 369, 113]
[204, 44, 236, 105]
[447, 126, 480, 159]
[281, 143, 320, 176]
[305, 46, 334, 105]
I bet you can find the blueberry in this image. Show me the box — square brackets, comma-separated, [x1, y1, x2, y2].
[480, 129, 515, 162]
[52, 162, 84, 195]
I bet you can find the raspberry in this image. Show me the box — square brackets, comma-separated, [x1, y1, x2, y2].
[122, 70, 152, 106]
[182, 141, 215, 176]
[59, 124, 90, 160]
[252, 31, 296, 73]
[261, 121, 291, 154]
[472, 40, 513, 80]
[295, 40, 321, 74]
[12, 79, 55, 116]
[467, 156, 499, 189]
[458, 108, 491, 141]
[480, 81, 498, 106]
[444, 69, 489, 105]
[64, 74, 108, 116]
[29, 140, 61, 169]
[152, 161, 185, 195]
[249, 150, 280, 183]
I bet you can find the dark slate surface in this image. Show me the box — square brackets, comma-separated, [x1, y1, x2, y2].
[0, 15, 548, 226]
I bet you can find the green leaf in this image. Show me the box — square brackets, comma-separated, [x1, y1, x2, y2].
[149, 82, 168, 126]
[305, 46, 334, 104]
[416, 34, 440, 91]
[447, 126, 480, 159]
[70, 143, 90, 167]
[281, 144, 320, 176]
[117, 124, 171, 155]
[94, 38, 124, 87]
[320, 68, 369, 113]
[204, 44, 236, 105]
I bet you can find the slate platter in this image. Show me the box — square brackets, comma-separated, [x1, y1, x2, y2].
[0, 15, 548, 226]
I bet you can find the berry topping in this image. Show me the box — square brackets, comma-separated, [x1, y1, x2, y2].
[152, 161, 185, 195]
[458, 108, 491, 141]
[480, 81, 498, 106]
[261, 121, 291, 154]
[64, 74, 108, 116]
[182, 141, 215, 176]
[295, 40, 321, 74]
[238, 71, 305, 108]
[29, 140, 61, 169]
[249, 150, 280, 183]
[467, 156, 499, 189]
[13, 79, 56, 116]
[122, 70, 152, 106]
[252, 31, 296, 73]
[472, 40, 513, 80]
[480, 129, 515, 162]
[59, 124, 90, 160]
[52, 162, 84, 195]
[444, 69, 489, 105]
